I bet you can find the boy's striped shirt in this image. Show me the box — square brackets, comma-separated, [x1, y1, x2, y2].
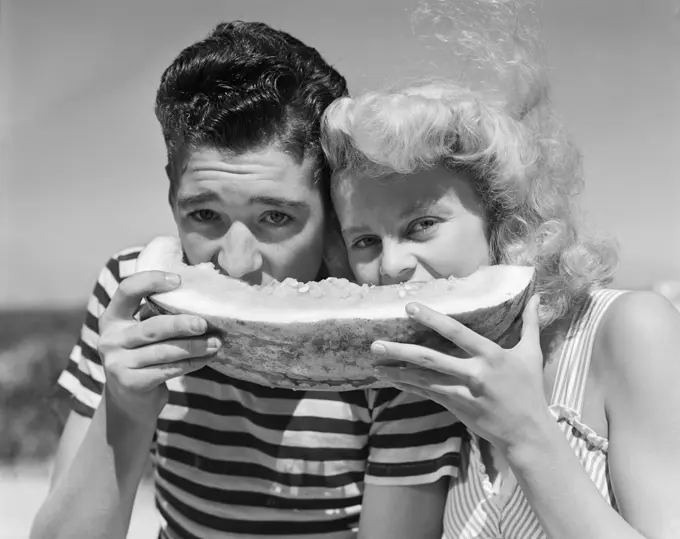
[58, 247, 464, 538]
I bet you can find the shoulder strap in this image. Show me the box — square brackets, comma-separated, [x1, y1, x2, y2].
[550, 289, 628, 412]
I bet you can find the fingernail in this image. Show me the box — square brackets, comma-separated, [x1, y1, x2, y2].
[405, 303, 419, 316]
[371, 343, 387, 356]
[207, 337, 222, 351]
[165, 273, 181, 285]
[192, 318, 207, 333]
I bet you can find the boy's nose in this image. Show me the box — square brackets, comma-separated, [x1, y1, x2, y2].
[215, 221, 264, 283]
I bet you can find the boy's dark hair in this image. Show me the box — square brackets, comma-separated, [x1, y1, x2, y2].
[155, 21, 348, 189]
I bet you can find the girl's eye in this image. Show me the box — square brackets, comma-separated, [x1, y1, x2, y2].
[408, 217, 440, 236]
[352, 236, 381, 249]
[190, 209, 219, 222]
[262, 211, 292, 226]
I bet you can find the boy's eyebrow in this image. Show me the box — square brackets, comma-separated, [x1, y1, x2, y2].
[176, 192, 309, 210]
[249, 195, 309, 209]
[176, 191, 219, 209]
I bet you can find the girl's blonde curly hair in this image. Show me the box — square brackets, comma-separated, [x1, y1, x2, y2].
[321, 0, 618, 328]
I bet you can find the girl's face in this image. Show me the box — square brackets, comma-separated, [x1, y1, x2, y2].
[332, 166, 491, 285]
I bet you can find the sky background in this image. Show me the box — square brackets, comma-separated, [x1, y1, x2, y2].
[1, 0, 679, 308]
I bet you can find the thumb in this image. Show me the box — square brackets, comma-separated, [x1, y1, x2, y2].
[107, 271, 180, 321]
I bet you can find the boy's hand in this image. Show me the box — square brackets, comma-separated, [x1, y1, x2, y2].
[98, 271, 222, 425]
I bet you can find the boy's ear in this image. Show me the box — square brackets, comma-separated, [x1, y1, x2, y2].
[165, 164, 176, 207]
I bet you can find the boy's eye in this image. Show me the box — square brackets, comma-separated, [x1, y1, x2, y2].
[262, 211, 292, 226]
[352, 236, 381, 249]
[190, 209, 219, 222]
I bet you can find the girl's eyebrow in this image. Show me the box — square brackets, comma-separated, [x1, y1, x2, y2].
[399, 200, 446, 218]
[341, 224, 370, 237]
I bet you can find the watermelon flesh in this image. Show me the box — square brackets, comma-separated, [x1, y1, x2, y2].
[136, 236, 536, 390]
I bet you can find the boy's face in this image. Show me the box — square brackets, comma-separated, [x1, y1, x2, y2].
[171, 145, 326, 286]
[332, 166, 491, 286]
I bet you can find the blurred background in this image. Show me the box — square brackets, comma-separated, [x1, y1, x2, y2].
[0, 0, 678, 537]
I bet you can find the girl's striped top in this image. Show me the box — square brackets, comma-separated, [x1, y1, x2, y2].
[57, 247, 464, 538]
[442, 289, 626, 539]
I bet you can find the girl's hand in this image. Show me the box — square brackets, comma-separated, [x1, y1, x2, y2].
[372, 294, 552, 453]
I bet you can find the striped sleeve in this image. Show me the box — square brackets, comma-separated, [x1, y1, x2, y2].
[57, 248, 143, 417]
[364, 388, 465, 486]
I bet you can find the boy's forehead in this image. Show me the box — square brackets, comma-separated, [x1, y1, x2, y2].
[172, 145, 322, 198]
[183, 146, 317, 177]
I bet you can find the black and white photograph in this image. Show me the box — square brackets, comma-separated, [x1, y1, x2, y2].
[1, 1, 679, 538]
